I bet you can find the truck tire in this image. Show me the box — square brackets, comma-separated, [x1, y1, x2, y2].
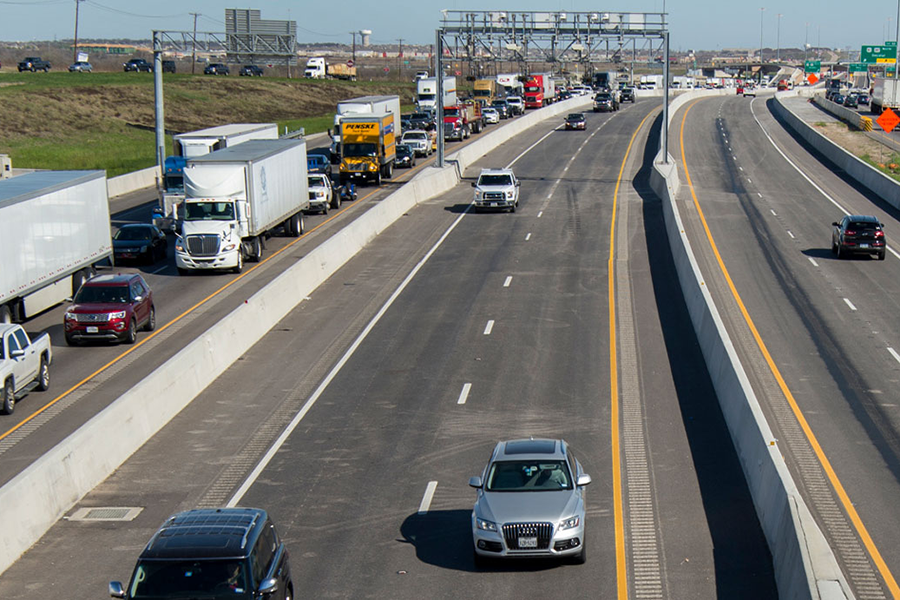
[37, 356, 50, 391]
[375, 170, 382, 186]
[249, 236, 263, 262]
[385, 162, 393, 180]
[297, 214, 305, 235]
[72, 269, 88, 295]
[289, 213, 302, 237]
[233, 252, 243, 274]
[330, 193, 340, 210]
[1, 379, 14, 415]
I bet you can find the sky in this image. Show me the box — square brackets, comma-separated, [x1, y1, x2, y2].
[1, 0, 899, 53]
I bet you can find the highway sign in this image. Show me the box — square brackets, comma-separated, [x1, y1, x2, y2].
[807, 73, 819, 85]
[862, 45, 897, 64]
[347, 59, 354, 67]
[877, 108, 900, 133]
[887, 41, 898, 47]
[804, 60, 821, 73]
[849, 63, 868, 73]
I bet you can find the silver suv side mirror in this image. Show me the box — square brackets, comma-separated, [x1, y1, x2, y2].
[109, 581, 126, 598]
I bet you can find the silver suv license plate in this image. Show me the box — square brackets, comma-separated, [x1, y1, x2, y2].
[519, 537, 538, 548]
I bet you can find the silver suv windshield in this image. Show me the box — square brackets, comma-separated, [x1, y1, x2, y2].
[486, 460, 573, 491]
[478, 174, 512, 186]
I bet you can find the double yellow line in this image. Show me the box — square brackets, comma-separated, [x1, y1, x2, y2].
[679, 99, 899, 598]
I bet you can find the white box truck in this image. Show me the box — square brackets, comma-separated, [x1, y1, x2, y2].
[416, 76, 457, 112]
[872, 79, 900, 114]
[331, 95, 401, 147]
[0, 171, 112, 322]
[176, 139, 309, 275]
[156, 123, 279, 233]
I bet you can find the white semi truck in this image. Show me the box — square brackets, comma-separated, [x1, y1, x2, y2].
[176, 139, 309, 275]
[331, 95, 401, 147]
[416, 76, 457, 112]
[156, 123, 279, 233]
[0, 170, 112, 323]
[872, 78, 900, 114]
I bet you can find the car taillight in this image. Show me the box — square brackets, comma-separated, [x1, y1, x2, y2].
[876, 230, 884, 238]
[845, 230, 856, 236]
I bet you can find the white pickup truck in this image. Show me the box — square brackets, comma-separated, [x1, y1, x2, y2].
[0, 324, 51, 415]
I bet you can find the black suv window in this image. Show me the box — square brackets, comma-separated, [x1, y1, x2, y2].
[251, 523, 277, 585]
[849, 221, 878, 231]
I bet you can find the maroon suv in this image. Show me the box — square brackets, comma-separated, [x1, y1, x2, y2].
[64, 274, 156, 345]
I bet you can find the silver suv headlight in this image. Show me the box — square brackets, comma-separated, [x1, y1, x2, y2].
[476, 517, 498, 532]
[559, 516, 580, 530]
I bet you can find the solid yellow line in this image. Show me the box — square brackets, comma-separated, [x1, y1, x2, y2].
[610, 108, 657, 600]
[678, 99, 900, 598]
[0, 134, 468, 442]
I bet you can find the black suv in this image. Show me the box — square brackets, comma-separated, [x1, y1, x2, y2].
[620, 87, 636, 103]
[205, 63, 230, 75]
[124, 58, 152, 72]
[162, 60, 176, 73]
[832, 215, 886, 260]
[240, 65, 264, 76]
[110, 508, 293, 600]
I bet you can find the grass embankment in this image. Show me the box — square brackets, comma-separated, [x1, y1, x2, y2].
[0, 72, 415, 177]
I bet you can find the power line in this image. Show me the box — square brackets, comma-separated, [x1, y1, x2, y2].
[83, 1, 184, 19]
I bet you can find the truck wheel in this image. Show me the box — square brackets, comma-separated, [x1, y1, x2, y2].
[290, 213, 303, 237]
[330, 194, 340, 210]
[297, 215, 305, 235]
[233, 252, 243, 274]
[177, 267, 189, 276]
[72, 270, 87, 295]
[249, 236, 263, 262]
[375, 170, 382, 186]
[1, 379, 14, 415]
[37, 356, 50, 391]
[386, 162, 393, 179]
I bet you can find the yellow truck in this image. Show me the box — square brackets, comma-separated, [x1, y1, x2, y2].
[339, 113, 396, 186]
[473, 79, 499, 106]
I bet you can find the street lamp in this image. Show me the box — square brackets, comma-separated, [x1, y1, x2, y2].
[759, 7, 765, 81]
[805, 22, 809, 62]
[776, 13, 782, 62]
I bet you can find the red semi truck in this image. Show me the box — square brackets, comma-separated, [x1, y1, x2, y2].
[524, 73, 556, 108]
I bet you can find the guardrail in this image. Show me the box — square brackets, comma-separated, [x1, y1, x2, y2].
[649, 90, 854, 599]
[0, 94, 592, 578]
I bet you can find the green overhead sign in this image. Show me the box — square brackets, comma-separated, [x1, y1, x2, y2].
[804, 60, 821, 73]
[862, 44, 897, 63]
[849, 63, 868, 73]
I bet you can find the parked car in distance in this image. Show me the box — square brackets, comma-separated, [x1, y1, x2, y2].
[565, 113, 586, 130]
[832, 215, 886, 260]
[162, 60, 176, 73]
[64, 273, 155, 346]
[482, 107, 500, 124]
[619, 87, 636, 103]
[472, 168, 520, 213]
[0, 323, 51, 415]
[401, 130, 432, 157]
[18, 56, 50, 72]
[109, 507, 293, 600]
[204, 63, 230, 75]
[470, 439, 590, 564]
[123, 58, 152, 72]
[240, 64, 264, 77]
[395, 143, 416, 168]
[68, 61, 92, 73]
[112, 224, 167, 265]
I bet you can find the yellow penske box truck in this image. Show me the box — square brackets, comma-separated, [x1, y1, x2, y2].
[339, 113, 396, 186]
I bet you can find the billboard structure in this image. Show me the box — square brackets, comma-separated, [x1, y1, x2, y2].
[225, 8, 297, 66]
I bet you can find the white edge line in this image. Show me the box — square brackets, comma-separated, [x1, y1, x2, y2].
[503, 276, 512, 287]
[525, 232, 532, 241]
[537, 211, 543, 218]
[808, 257, 819, 267]
[418, 481, 439, 514]
[484, 320, 494, 335]
[787, 231, 795, 239]
[888, 347, 900, 364]
[457, 383, 472, 405]
[843, 298, 857, 311]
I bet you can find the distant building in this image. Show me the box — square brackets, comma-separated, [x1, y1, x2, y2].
[72, 43, 136, 54]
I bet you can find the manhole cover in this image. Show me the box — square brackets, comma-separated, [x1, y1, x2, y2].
[67, 507, 143, 522]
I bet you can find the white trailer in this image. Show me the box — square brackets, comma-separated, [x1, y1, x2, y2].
[496, 73, 523, 96]
[157, 123, 280, 232]
[416, 77, 456, 112]
[0, 171, 112, 322]
[176, 139, 309, 274]
[332, 95, 401, 145]
[872, 79, 900, 114]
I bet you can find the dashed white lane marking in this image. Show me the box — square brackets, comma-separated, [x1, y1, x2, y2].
[771, 209, 778, 216]
[889, 348, 900, 364]
[457, 383, 472, 405]
[484, 320, 494, 335]
[733, 156, 737, 161]
[525, 232, 532, 241]
[503, 276, 512, 287]
[809, 257, 819, 267]
[747, 178, 752, 184]
[739, 166, 744, 171]
[758, 193, 763, 198]
[418, 481, 438, 514]
[843, 298, 858, 311]
[787, 231, 795, 239]
[150, 266, 167, 274]
[537, 211, 543, 218]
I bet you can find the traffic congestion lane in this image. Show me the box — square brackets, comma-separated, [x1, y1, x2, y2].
[0, 112, 538, 483]
[675, 93, 900, 596]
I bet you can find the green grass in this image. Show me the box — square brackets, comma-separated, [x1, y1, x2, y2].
[860, 153, 900, 183]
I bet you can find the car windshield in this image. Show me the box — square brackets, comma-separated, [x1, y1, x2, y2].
[418, 93, 436, 102]
[184, 201, 235, 222]
[849, 222, 879, 231]
[115, 228, 152, 241]
[567, 114, 584, 121]
[596, 94, 611, 100]
[404, 132, 426, 141]
[128, 559, 251, 599]
[397, 145, 412, 156]
[492, 100, 507, 106]
[343, 143, 377, 158]
[74, 285, 130, 304]
[486, 460, 573, 491]
[479, 174, 513, 186]
[308, 176, 326, 187]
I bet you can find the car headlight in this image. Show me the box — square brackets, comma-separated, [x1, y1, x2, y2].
[64, 311, 76, 321]
[506, 191, 514, 199]
[475, 190, 483, 199]
[175, 239, 185, 252]
[559, 516, 580, 530]
[108, 311, 127, 320]
[223, 243, 236, 252]
[476, 517, 498, 532]
[316, 191, 325, 198]
[139, 246, 148, 253]
[369, 164, 377, 171]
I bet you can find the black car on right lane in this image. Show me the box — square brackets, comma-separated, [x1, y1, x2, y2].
[832, 215, 886, 260]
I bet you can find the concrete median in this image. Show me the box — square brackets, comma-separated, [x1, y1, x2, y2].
[651, 90, 853, 599]
[0, 95, 591, 577]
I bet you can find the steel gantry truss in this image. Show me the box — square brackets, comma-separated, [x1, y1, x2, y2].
[433, 10, 670, 167]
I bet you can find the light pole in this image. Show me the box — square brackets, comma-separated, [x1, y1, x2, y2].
[72, 0, 85, 65]
[190, 12, 200, 75]
[759, 7, 765, 81]
[776, 13, 782, 62]
[895, 0, 900, 79]
[805, 22, 810, 63]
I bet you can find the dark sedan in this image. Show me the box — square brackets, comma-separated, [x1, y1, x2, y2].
[843, 94, 859, 108]
[395, 143, 416, 168]
[204, 63, 229, 75]
[565, 113, 586, 130]
[240, 64, 264, 76]
[832, 215, 886, 260]
[113, 224, 168, 265]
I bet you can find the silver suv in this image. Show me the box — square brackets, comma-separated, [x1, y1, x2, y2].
[472, 168, 520, 212]
[400, 130, 432, 157]
[470, 439, 591, 564]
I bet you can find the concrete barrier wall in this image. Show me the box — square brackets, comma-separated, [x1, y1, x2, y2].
[0, 96, 591, 577]
[650, 90, 853, 599]
[809, 95, 872, 132]
[773, 91, 900, 211]
[106, 166, 158, 198]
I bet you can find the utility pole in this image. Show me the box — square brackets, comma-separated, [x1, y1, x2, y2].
[397, 38, 403, 81]
[776, 13, 782, 62]
[349, 31, 357, 62]
[72, 0, 85, 65]
[190, 12, 200, 74]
